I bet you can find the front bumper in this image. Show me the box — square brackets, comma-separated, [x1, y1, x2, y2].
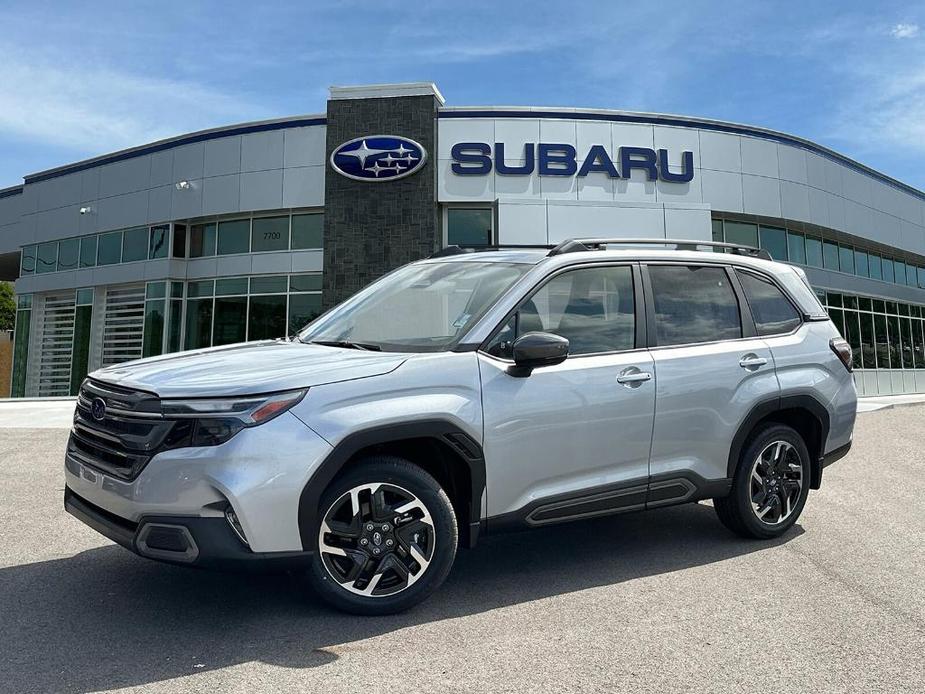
[65, 487, 312, 571]
[63, 410, 333, 554]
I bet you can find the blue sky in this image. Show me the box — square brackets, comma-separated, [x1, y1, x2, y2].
[1, 1, 923, 189]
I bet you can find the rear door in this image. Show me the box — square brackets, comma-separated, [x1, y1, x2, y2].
[643, 263, 779, 493]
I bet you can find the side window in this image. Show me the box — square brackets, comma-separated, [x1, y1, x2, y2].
[737, 270, 802, 336]
[487, 265, 635, 357]
[648, 265, 741, 346]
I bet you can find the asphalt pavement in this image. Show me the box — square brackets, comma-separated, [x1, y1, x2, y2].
[0, 407, 922, 693]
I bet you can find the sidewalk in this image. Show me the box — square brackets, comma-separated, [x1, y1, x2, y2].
[0, 393, 923, 428]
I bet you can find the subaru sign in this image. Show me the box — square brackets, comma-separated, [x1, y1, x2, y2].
[330, 135, 427, 182]
[450, 142, 694, 182]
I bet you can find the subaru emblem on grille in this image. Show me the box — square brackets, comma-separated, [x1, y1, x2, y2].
[90, 398, 107, 421]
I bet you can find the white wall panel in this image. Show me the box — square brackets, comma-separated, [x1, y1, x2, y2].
[807, 185, 829, 228]
[777, 145, 807, 184]
[741, 137, 778, 178]
[282, 166, 325, 208]
[698, 131, 741, 172]
[780, 180, 811, 223]
[900, 220, 925, 255]
[147, 185, 172, 224]
[804, 152, 827, 191]
[438, 159, 493, 201]
[241, 131, 285, 173]
[546, 202, 664, 242]
[37, 172, 83, 211]
[497, 200, 547, 245]
[700, 169, 743, 212]
[171, 143, 205, 183]
[239, 170, 283, 211]
[611, 123, 654, 148]
[663, 206, 712, 241]
[284, 126, 326, 168]
[170, 179, 203, 220]
[204, 136, 242, 178]
[495, 119, 540, 152]
[438, 119, 493, 160]
[150, 150, 173, 187]
[656, 176, 702, 204]
[742, 175, 781, 218]
[202, 174, 241, 215]
[96, 191, 148, 231]
[99, 157, 151, 198]
[495, 171, 541, 198]
[33, 206, 76, 242]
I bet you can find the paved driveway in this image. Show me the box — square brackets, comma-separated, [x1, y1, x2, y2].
[0, 408, 922, 693]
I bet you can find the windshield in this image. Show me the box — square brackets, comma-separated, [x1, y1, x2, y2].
[299, 261, 530, 352]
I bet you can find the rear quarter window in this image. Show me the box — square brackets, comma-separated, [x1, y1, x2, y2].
[736, 270, 802, 336]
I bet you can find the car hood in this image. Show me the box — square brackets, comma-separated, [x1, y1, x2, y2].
[90, 340, 407, 398]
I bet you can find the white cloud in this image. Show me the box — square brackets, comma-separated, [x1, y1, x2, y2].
[890, 23, 920, 39]
[0, 45, 271, 163]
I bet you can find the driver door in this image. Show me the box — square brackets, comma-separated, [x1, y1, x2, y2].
[478, 263, 656, 525]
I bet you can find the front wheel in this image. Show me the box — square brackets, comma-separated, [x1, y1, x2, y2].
[714, 423, 811, 539]
[307, 456, 458, 615]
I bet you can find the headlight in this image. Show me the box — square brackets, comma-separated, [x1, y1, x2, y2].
[161, 390, 307, 447]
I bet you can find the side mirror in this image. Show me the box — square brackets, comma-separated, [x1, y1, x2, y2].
[511, 332, 569, 372]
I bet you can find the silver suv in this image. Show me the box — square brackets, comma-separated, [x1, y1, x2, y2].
[64, 238, 857, 614]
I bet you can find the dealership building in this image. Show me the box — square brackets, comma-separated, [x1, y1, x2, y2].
[2, 81, 925, 398]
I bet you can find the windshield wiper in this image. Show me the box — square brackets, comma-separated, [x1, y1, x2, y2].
[307, 340, 381, 351]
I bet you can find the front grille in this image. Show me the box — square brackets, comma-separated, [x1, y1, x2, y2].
[69, 379, 188, 481]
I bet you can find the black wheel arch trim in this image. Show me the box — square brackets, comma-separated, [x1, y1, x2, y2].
[297, 420, 486, 551]
[726, 394, 831, 488]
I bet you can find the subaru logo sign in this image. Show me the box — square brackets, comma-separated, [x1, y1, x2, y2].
[90, 397, 107, 421]
[330, 135, 427, 182]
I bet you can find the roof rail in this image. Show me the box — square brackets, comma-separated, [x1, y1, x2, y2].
[429, 244, 555, 259]
[547, 237, 772, 260]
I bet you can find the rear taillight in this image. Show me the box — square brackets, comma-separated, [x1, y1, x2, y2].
[830, 337, 853, 372]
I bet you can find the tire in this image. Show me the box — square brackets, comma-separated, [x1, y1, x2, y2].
[714, 423, 811, 539]
[307, 456, 458, 615]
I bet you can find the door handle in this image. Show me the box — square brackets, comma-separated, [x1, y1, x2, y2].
[617, 368, 652, 386]
[739, 354, 768, 370]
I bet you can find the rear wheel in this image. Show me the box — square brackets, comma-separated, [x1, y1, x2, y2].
[714, 423, 811, 539]
[308, 456, 457, 615]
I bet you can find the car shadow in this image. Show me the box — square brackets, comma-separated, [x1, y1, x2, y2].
[0, 502, 803, 693]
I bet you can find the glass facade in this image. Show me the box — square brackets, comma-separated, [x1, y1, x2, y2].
[447, 208, 492, 246]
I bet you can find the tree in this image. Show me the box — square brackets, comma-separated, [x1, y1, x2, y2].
[0, 282, 14, 332]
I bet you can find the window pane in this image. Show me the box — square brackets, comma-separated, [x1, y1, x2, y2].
[758, 226, 787, 261]
[292, 213, 323, 249]
[805, 237, 823, 267]
[786, 233, 805, 265]
[860, 312, 875, 369]
[97, 232, 122, 265]
[149, 225, 169, 259]
[251, 216, 289, 252]
[79, 237, 98, 268]
[248, 295, 287, 340]
[711, 219, 723, 243]
[882, 258, 895, 283]
[11, 309, 31, 397]
[447, 208, 492, 247]
[172, 224, 187, 258]
[838, 245, 855, 274]
[145, 282, 166, 300]
[823, 241, 839, 270]
[907, 264, 918, 287]
[874, 314, 889, 368]
[290, 273, 323, 292]
[900, 317, 914, 368]
[913, 319, 925, 369]
[827, 292, 843, 308]
[143, 300, 165, 358]
[843, 310, 863, 370]
[872, 299, 885, 314]
[649, 265, 741, 346]
[70, 304, 92, 395]
[919, 267, 925, 290]
[187, 280, 214, 298]
[289, 293, 323, 334]
[217, 219, 250, 255]
[184, 298, 213, 349]
[724, 222, 758, 248]
[854, 250, 869, 277]
[76, 288, 94, 306]
[250, 275, 288, 294]
[20, 245, 36, 275]
[843, 294, 858, 310]
[213, 297, 248, 346]
[215, 277, 249, 296]
[509, 266, 636, 355]
[887, 315, 902, 368]
[189, 223, 216, 257]
[828, 308, 845, 340]
[895, 260, 908, 285]
[170, 281, 184, 299]
[868, 254, 882, 280]
[57, 238, 79, 271]
[122, 227, 148, 262]
[167, 300, 183, 353]
[737, 271, 801, 335]
[36, 242, 57, 273]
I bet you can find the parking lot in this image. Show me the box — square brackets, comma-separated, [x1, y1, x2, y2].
[0, 406, 923, 694]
